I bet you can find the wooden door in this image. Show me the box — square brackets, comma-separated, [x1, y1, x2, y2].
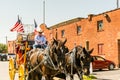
[117, 40, 120, 68]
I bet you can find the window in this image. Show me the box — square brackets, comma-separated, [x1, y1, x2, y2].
[61, 30, 65, 37]
[86, 40, 89, 50]
[98, 44, 104, 55]
[97, 20, 103, 31]
[77, 26, 81, 34]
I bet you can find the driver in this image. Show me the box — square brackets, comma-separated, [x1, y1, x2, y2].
[33, 28, 47, 49]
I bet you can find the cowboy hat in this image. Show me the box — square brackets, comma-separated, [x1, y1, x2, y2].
[36, 28, 43, 33]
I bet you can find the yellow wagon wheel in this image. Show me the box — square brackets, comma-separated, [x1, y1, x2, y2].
[9, 58, 15, 80]
[18, 64, 25, 80]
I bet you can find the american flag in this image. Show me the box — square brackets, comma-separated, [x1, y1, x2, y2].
[10, 16, 24, 33]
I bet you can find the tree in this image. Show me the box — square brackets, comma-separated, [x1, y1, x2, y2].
[0, 43, 7, 53]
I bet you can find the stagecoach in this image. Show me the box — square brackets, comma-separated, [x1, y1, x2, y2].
[9, 33, 34, 80]
[8, 32, 95, 80]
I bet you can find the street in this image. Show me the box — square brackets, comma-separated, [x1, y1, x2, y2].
[0, 61, 78, 80]
[0, 61, 19, 80]
[93, 69, 120, 80]
[0, 61, 120, 80]
[0, 61, 10, 80]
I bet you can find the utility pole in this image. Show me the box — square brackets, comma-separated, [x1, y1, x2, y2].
[43, 0, 45, 23]
[5, 36, 7, 44]
[117, 0, 119, 8]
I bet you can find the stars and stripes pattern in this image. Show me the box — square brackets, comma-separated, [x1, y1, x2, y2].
[10, 16, 24, 33]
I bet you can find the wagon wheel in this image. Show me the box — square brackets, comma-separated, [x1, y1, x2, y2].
[9, 58, 15, 80]
[18, 64, 25, 80]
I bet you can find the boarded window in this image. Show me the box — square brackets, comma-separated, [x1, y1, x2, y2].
[98, 44, 104, 55]
[86, 40, 89, 50]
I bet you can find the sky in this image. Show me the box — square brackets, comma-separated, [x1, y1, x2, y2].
[0, 0, 119, 44]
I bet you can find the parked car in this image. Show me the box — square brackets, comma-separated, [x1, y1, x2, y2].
[0, 53, 8, 61]
[92, 56, 115, 70]
[7, 53, 16, 61]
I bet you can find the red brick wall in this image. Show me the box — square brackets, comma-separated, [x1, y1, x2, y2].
[7, 41, 16, 54]
[40, 8, 120, 67]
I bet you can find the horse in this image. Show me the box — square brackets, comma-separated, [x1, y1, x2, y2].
[26, 38, 69, 80]
[82, 48, 94, 76]
[50, 38, 69, 69]
[65, 45, 94, 80]
[26, 48, 42, 80]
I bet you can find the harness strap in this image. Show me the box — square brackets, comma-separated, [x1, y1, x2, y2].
[45, 46, 58, 70]
[26, 58, 45, 76]
[45, 50, 58, 70]
[36, 49, 43, 64]
[26, 49, 44, 76]
[26, 46, 59, 77]
[71, 47, 76, 76]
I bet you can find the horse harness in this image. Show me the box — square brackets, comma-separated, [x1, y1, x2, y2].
[26, 49, 45, 75]
[26, 46, 60, 76]
[66, 47, 85, 75]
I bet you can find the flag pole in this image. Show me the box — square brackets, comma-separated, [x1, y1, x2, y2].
[117, 0, 119, 8]
[43, 0, 45, 23]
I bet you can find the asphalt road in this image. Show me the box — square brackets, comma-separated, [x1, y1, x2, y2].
[0, 61, 10, 80]
[0, 61, 19, 80]
[0, 61, 120, 80]
[93, 69, 120, 80]
[0, 61, 78, 80]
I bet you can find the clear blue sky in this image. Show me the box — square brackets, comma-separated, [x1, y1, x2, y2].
[0, 0, 119, 44]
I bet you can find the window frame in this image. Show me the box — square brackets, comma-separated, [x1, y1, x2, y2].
[97, 20, 103, 31]
[77, 26, 82, 35]
[98, 43, 104, 55]
[61, 30, 65, 38]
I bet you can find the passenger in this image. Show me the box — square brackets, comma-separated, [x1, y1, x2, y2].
[15, 34, 25, 66]
[33, 28, 47, 49]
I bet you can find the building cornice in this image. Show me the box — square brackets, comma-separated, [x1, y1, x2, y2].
[48, 17, 84, 29]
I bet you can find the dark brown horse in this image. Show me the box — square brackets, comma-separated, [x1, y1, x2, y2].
[65, 45, 93, 80]
[51, 38, 69, 69]
[26, 38, 69, 80]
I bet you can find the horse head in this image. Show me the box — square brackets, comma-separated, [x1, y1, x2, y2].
[72, 45, 93, 75]
[65, 45, 93, 79]
[82, 47, 94, 75]
[50, 38, 69, 68]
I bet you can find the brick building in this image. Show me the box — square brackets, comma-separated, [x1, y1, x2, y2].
[7, 8, 120, 68]
[7, 40, 16, 54]
[40, 8, 120, 68]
